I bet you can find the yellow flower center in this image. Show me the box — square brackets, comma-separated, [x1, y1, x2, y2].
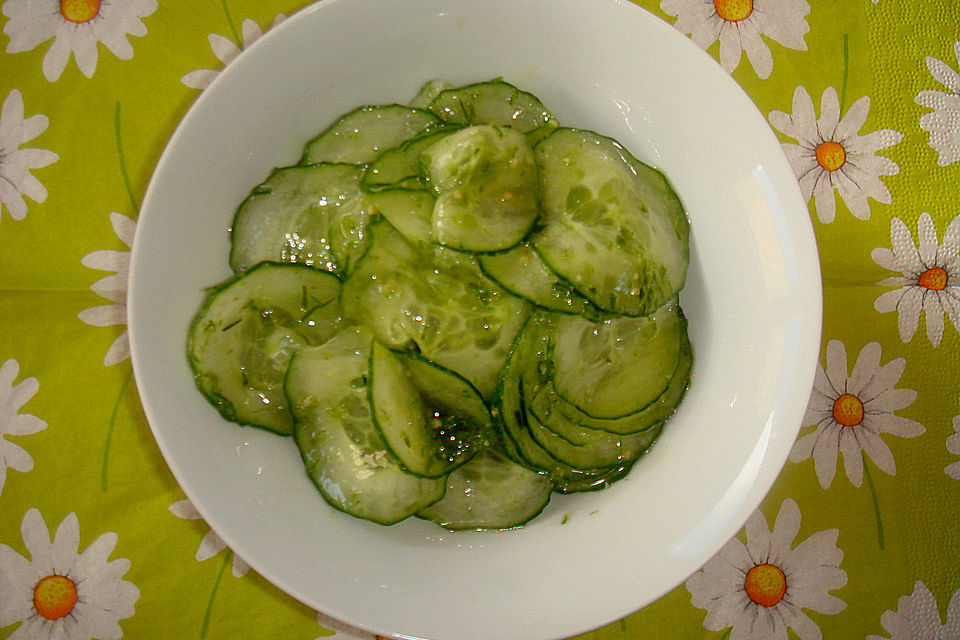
[744, 563, 787, 607]
[833, 393, 864, 427]
[60, 0, 101, 23]
[816, 141, 847, 172]
[33, 574, 78, 621]
[714, 0, 753, 21]
[918, 267, 948, 291]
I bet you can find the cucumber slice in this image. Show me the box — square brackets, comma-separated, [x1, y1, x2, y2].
[492, 316, 584, 468]
[525, 124, 558, 148]
[532, 128, 689, 316]
[416, 448, 552, 530]
[365, 189, 435, 247]
[494, 314, 654, 488]
[479, 243, 599, 318]
[229, 163, 366, 274]
[550, 460, 638, 494]
[188, 263, 344, 435]
[409, 79, 454, 110]
[340, 222, 530, 399]
[546, 329, 693, 435]
[550, 301, 683, 419]
[301, 105, 440, 165]
[524, 405, 660, 470]
[360, 127, 462, 193]
[287, 327, 445, 525]
[368, 342, 485, 478]
[391, 351, 492, 428]
[424, 125, 540, 252]
[428, 80, 556, 133]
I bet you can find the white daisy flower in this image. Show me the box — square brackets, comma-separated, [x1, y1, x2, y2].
[0, 508, 139, 639]
[77, 212, 134, 366]
[659, 0, 810, 79]
[0, 89, 58, 221]
[686, 498, 846, 640]
[947, 413, 960, 479]
[182, 14, 286, 90]
[872, 212, 960, 347]
[168, 499, 250, 577]
[2, 0, 158, 82]
[867, 581, 960, 640]
[315, 612, 376, 640]
[0, 359, 46, 498]
[790, 341, 924, 489]
[769, 85, 903, 223]
[916, 41, 960, 167]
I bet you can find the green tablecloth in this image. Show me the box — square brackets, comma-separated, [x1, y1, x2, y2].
[1, 1, 958, 638]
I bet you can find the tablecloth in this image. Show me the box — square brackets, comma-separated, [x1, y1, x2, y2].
[1, 0, 958, 638]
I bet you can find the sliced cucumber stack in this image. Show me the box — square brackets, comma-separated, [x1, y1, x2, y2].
[479, 243, 600, 318]
[188, 78, 694, 530]
[188, 262, 345, 435]
[341, 221, 530, 400]
[368, 342, 488, 478]
[287, 328, 446, 525]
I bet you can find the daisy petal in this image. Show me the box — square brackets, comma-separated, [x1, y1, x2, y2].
[895, 285, 925, 342]
[858, 355, 906, 401]
[790, 430, 819, 462]
[717, 21, 744, 74]
[743, 506, 772, 562]
[858, 128, 904, 154]
[926, 54, 960, 94]
[857, 429, 896, 476]
[812, 423, 841, 488]
[835, 170, 871, 219]
[42, 34, 73, 82]
[240, 18, 262, 49]
[196, 530, 226, 562]
[945, 585, 960, 631]
[866, 387, 917, 413]
[791, 86, 819, 147]
[889, 217, 924, 275]
[835, 95, 870, 140]
[824, 340, 848, 394]
[769, 498, 800, 562]
[103, 333, 130, 366]
[874, 287, 906, 314]
[922, 289, 946, 346]
[848, 342, 881, 395]
[769, 110, 796, 138]
[818, 87, 840, 136]
[181, 69, 218, 90]
[917, 212, 939, 267]
[208, 32, 240, 65]
[873, 414, 925, 438]
[73, 27, 100, 77]
[110, 213, 136, 248]
[838, 429, 863, 486]
[786, 610, 824, 640]
[812, 170, 836, 223]
[739, 23, 773, 79]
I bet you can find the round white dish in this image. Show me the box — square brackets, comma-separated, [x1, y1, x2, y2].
[127, 0, 821, 639]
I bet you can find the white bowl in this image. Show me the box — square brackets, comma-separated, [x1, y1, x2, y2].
[128, 0, 821, 638]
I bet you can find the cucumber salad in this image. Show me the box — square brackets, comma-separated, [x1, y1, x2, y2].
[187, 79, 692, 530]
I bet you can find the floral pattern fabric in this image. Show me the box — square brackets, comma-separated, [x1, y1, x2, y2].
[0, 1, 958, 639]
